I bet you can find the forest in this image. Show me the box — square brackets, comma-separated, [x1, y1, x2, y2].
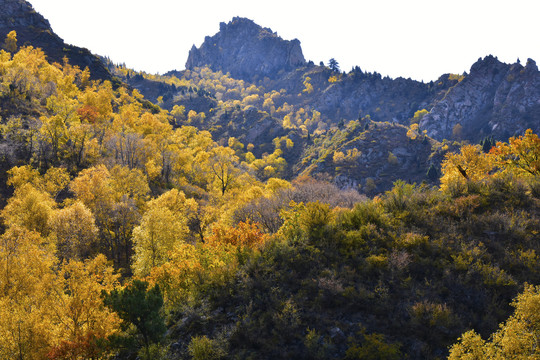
[0, 31, 540, 359]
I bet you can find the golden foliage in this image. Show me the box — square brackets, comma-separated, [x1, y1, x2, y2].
[440, 145, 494, 193]
[132, 189, 195, 276]
[449, 285, 540, 359]
[0, 226, 56, 359]
[1, 183, 55, 236]
[490, 129, 540, 177]
[3, 30, 17, 53]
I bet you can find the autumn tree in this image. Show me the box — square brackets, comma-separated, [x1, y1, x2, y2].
[132, 189, 196, 276]
[0, 226, 57, 359]
[48, 255, 121, 359]
[406, 123, 420, 140]
[70, 165, 149, 269]
[449, 285, 540, 359]
[210, 146, 241, 196]
[39, 93, 80, 165]
[1, 183, 55, 237]
[440, 144, 494, 194]
[207, 220, 268, 249]
[171, 104, 186, 125]
[41, 167, 71, 200]
[2, 30, 17, 53]
[302, 76, 314, 94]
[49, 201, 98, 261]
[410, 109, 428, 125]
[490, 128, 540, 177]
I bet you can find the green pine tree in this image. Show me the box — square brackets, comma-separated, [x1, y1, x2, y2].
[102, 280, 166, 358]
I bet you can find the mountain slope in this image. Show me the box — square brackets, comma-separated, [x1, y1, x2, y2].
[0, 0, 111, 80]
[107, 16, 540, 192]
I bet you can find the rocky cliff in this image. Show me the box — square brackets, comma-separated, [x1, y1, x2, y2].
[185, 17, 306, 80]
[420, 56, 540, 141]
[0, 0, 111, 80]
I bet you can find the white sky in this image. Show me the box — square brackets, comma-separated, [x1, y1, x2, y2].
[29, 0, 540, 82]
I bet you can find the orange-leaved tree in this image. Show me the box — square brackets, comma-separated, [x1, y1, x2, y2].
[490, 129, 540, 177]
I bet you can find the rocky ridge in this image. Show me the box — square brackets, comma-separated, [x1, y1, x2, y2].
[420, 56, 540, 141]
[186, 17, 306, 80]
[0, 0, 111, 80]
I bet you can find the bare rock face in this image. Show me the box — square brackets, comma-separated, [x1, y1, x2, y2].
[186, 17, 306, 80]
[0, 0, 111, 80]
[420, 56, 540, 141]
[0, 0, 50, 28]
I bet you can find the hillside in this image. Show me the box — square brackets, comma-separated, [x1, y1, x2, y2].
[0, 3, 539, 360]
[106, 17, 539, 193]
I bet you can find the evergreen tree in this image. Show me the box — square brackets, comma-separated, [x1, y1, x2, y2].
[328, 58, 340, 72]
[102, 280, 166, 358]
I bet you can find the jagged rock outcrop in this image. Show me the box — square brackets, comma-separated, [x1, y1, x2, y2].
[0, 0, 111, 80]
[185, 17, 306, 80]
[420, 56, 540, 141]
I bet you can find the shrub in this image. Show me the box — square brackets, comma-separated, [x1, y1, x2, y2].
[188, 335, 226, 360]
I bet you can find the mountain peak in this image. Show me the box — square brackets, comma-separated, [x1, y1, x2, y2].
[0, 0, 49, 28]
[185, 17, 306, 79]
[0, 0, 111, 80]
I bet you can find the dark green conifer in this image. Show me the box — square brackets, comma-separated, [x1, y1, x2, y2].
[102, 280, 166, 358]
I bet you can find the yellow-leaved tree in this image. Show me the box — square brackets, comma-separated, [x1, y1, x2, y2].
[0, 226, 57, 359]
[2, 30, 17, 53]
[440, 144, 494, 194]
[47, 255, 121, 359]
[449, 284, 540, 359]
[49, 201, 98, 261]
[6, 165, 70, 201]
[490, 128, 540, 177]
[1, 182, 55, 237]
[70, 164, 149, 269]
[210, 146, 241, 196]
[132, 189, 197, 276]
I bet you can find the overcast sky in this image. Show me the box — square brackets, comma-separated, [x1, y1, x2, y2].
[29, 0, 540, 82]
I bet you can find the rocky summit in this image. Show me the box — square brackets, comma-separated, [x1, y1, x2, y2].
[0, 0, 111, 80]
[420, 56, 540, 141]
[185, 17, 306, 80]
